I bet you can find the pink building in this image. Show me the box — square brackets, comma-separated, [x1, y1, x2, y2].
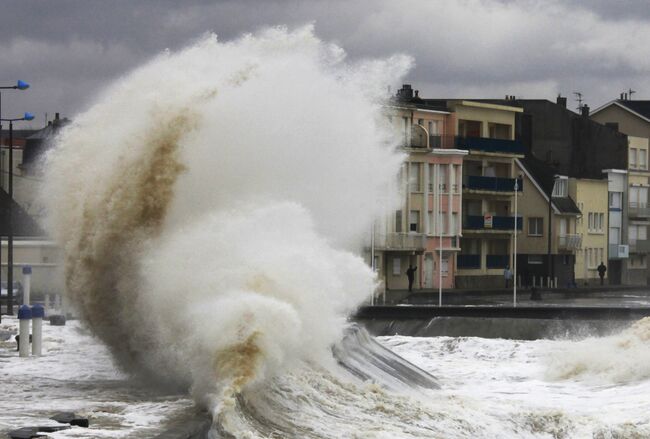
[374, 85, 467, 293]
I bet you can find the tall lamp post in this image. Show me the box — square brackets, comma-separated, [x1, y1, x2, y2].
[513, 177, 519, 307]
[0, 80, 29, 318]
[1, 112, 35, 315]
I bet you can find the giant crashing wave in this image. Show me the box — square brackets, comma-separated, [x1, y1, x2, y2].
[40, 26, 453, 437]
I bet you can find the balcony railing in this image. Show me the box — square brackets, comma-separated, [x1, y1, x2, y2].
[628, 202, 650, 218]
[465, 176, 523, 192]
[609, 244, 629, 259]
[557, 234, 582, 250]
[464, 215, 523, 230]
[374, 233, 426, 251]
[629, 239, 650, 253]
[457, 254, 480, 269]
[455, 136, 525, 154]
[486, 255, 509, 269]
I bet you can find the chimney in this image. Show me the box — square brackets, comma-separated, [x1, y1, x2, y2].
[397, 84, 413, 99]
[624, 93, 628, 100]
[620, 93, 624, 100]
[556, 94, 567, 108]
[581, 104, 590, 117]
[414, 90, 419, 98]
[55, 112, 60, 120]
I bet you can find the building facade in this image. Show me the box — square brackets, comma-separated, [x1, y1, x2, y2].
[592, 100, 650, 285]
[569, 178, 609, 285]
[374, 92, 467, 293]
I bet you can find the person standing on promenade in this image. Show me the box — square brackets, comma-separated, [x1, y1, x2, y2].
[597, 262, 607, 286]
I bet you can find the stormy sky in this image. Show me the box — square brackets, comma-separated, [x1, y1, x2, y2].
[2, 0, 649, 128]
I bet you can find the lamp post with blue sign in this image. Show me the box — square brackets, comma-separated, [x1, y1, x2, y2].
[0, 80, 30, 318]
[1, 111, 35, 315]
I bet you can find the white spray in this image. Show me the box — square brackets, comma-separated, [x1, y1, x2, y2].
[41, 25, 411, 416]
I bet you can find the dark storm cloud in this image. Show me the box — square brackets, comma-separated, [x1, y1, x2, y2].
[1, 0, 649, 127]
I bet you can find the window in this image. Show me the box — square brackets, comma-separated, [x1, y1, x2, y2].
[609, 227, 620, 244]
[588, 213, 594, 230]
[528, 217, 543, 236]
[441, 258, 449, 276]
[600, 213, 605, 231]
[402, 117, 410, 146]
[609, 192, 622, 209]
[528, 255, 543, 264]
[417, 118, 424, 126]
[409, 162, 421, 192]
[630, 225, 647, 243]
[395, 210, 402, 233]
[392, 257, 401, 275]
[450, 213, 458, 235]
[552, 178, 568, 197]
[640, 150, 648, 170]
[439, 165, 448, 192]
[409, 210, 419, 232]
[428, 210, 434, 234]
[629, 186, 648, 208]
[428, 120, 439, 135]
[630, 148, 637, 168]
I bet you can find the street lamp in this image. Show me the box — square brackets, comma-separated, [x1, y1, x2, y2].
[0, 81, 29, 318]
[1, 112, 35, 315]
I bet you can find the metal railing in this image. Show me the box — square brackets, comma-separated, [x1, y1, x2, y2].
[455, 136, 525, 154]
[374, 233, 427, 251]
[457, 254, 480, 269]
[486, 255, 509, 269]
[628, 202, 650, 218]
[557, 234, 582, 250]
[465, 176, 523, 192]
[464, 215, 523, 230]
[629, 239, 650, 253]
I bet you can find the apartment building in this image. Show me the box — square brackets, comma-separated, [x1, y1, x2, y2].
[437, 100, 526, 288]
[569, 178, 609, 285]
[374, 86, 467, 292]
[514, 158, 581, 287]
[592, 99, 650, 285]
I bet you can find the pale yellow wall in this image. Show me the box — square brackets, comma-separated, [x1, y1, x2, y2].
[628, 136, 650, 172]
[570, 179, 609, 282]
[591, 105, 650, 138]
[449, 102, 518, 140]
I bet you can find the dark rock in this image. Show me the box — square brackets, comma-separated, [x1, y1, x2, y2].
[50, 412, 89, 428]
[8, 427, 49, 439]
[48, 315, 66, 326]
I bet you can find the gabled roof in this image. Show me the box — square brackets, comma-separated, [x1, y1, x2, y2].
[591, 100, 650, 123]
[0, 189, 45, 237]
[516, 156, 581, 215]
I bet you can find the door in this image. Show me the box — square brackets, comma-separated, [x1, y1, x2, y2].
[559, 218, 567, 237]
[425, 253, 434, 288]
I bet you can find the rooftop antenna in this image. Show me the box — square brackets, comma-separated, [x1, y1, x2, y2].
[628, 88, 636, 100]
[573, 91, 583, 112]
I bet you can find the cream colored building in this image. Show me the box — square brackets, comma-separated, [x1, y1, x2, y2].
[569, 178, 609, 285]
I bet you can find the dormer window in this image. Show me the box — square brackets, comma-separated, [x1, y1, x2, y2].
[552, 176, 568, 197]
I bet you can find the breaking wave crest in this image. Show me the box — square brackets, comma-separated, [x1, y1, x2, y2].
[546, 316, 650, 383]
[41, 25, 413, 433]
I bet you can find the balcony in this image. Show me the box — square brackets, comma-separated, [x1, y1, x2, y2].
[557, 234, 582, 250]
[465, 176, 523, 193]
[457, 254, 480, 269]
[628, 202, 650, 218]
[629, 239, 650, 253]
[609, 244, 629, 259]
[374, 233, 426, 251]
[464, 215, 523, 231]
[455, 136, 525, 155]
[486, 255, 509, 269]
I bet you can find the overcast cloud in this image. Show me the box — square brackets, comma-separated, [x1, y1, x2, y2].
[1, 0, 649, 128]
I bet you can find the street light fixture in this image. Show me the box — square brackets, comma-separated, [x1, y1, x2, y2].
[0, 81, 30, 319]
[0, 112, 35, 316]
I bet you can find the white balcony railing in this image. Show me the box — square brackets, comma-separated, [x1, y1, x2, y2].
[558, 234, 582, 250]
[374, 233, 427, 251]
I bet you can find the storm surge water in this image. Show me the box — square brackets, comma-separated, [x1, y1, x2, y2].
[41, 26, 412, 433]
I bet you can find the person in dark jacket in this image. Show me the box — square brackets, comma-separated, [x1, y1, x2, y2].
[597, 262, 607, 285]
[406, 265, 417, 291]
